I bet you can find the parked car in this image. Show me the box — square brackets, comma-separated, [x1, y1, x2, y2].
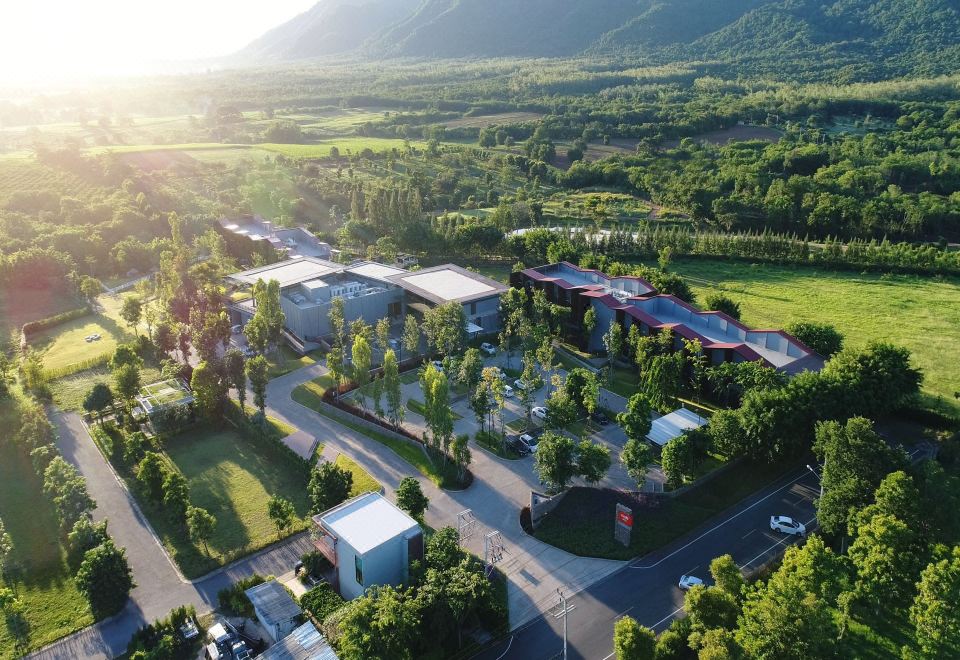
[514, 378, 529, 391]
[231, 641, 252, 660]
[388, 338, 401, 351]
[502, 384, 514, 397]
[770, 515, 806, 536]
[590, 411, 610, 425]
[431, 360, 444, 372]
[231, 324, 243, 334]
[241, 346, 256, 358]
[480, 342, 497, 356]
[179, 617, 199, 640]
[679, 575, 704, 591]
[532, 406, 548, 420]
[508, 436, 532, 456]
[519, 433, 540, 452]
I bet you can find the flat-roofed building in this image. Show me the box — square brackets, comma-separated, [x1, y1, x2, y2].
[245, 579, 303, 643]
[226, 259, 506, 349]
[512, 261, 823, 375]
[311, 492, 423, 601]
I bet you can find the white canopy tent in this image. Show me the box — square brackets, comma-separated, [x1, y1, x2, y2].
[647, 408, 708, 447]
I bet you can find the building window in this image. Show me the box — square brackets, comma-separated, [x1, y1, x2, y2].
[469, 302, 476, 315]
[355, 555, 363, 586]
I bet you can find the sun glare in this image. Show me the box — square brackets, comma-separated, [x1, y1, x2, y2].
[1, 1, 315, 84]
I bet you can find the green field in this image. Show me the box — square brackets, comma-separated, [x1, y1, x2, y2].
[90, 137, 425, 161]
[0, 286, 83, 345]
[152, 426, 312, 577]
[0, 399, 93, 657]
[664, 258, 960, 414]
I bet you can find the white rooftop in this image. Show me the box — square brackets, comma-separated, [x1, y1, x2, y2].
[319, 492, 419, 555]
[647, 408, 708, 447]
[400, 269, 494, 302]
[346, 262, 407, 281]
[230, 257, 341, 288]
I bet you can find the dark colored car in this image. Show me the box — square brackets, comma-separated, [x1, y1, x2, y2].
[591, 411, 610, 425]
[508, 437, 532, 456]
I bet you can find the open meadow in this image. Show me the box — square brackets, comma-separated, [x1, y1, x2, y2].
[665, 258, 960, 414]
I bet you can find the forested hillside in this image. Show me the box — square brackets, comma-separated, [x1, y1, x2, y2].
[241, 0, 960, 81]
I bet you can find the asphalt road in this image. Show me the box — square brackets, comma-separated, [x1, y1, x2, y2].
[475, 468, 820, 660]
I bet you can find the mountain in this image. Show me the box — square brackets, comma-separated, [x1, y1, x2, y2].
[238, 0, 420, 61]
[239, 0, 960, 78]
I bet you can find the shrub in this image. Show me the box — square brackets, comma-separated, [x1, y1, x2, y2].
[22, 306, 90, 337]
[217, 574, 267, 617]
[300, 583, 345, 622]
[300, 551, 331, 577]
[127, 605, 200, 660]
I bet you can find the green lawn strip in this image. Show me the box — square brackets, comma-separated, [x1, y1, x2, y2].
[407, 398, 462, 420]
[506, 418, 538, 433]
[291, 377, 463, 489]
[334, 454, 381, 497]
[0, 401, 93, 656]
[266, 346, 319, 379]
[533, 460, 794, 560]
[400, 370, 421, 385]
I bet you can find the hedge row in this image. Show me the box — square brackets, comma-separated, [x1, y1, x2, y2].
[22, 305, 90, 337]
[44, 352, 111, 380]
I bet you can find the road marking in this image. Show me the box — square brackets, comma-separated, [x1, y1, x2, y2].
[649, 606, 685, 630]
[741, 529, 756, 539]
[492, 635, 514, 660]
[740, 517, 818, 569]
[630, 469, 811, 569]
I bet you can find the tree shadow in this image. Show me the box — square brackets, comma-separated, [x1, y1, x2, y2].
[5, 608, 31, 654]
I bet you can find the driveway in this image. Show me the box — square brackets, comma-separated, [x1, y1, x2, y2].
[266, 363, 626, 628]
[30, 410, 316, 660]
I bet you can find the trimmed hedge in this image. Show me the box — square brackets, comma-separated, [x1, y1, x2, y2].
[22, 306, 90, 337]
[44, 353, 111, 380]
[300, 583, 345, 623]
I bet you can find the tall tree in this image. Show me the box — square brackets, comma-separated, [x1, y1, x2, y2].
[383, 349, 404, 427]
[267, 496, 296, 539]
[402, 314, 420, 360]
[337, 585, 419, 660]
[451, 434, 471, 483]
[119, 296, 143, 335]
[75, 539, 134, 618]
[308, 462, 353, 514]
[911, 547, 960, 658]
[187, 506, 216, 555]
[223, 348, 247, 415]
[352, 335, 373, 409]
[396, 477, 429, 522]
[577, 439, 611, 484]
[848, 513, 922, 609]
[246, 355, 269, 416]
[83, 383, 114, 422]
[785, 321, 844, 357]
[613, 615, 656, 660]
[423, 302, 467, 358]
[534, 432, 578, 490]
[191, 360, 227, 422]
[113, 362, 142, 407]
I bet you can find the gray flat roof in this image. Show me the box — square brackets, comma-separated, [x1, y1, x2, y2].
[316, 492, 419, 555]
[245, 580, 302, 624]
[387, 264, 508, 305]
[227, 256, 342, 288]
[346, 262, 407, 282]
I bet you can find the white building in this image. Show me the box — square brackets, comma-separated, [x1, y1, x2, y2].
[311, 492, 424, 600]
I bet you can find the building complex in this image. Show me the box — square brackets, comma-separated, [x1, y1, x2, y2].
[227, 258, 507, 348]
[512, 261, 823, 375]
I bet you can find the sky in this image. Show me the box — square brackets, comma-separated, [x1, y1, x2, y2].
[0, 1, 317, 83]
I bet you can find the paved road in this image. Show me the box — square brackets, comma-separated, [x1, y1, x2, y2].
[475, 469, 820, 660]
[31, 410, 315, 660]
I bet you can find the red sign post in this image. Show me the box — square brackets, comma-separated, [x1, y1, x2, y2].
[614, 503, 633, 546]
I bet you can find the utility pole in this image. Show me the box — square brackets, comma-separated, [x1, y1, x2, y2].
[558, 588, 568, 660]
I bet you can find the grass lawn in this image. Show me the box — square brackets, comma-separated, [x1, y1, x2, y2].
[474, 430, 522, 460]
[533, 460, 794, 560]
[150, 426, 312, 577]
[662, 258, 960, 415]
[0, 285, 83, 342]
[0, 399, 93, 657]
[266, 346, 321, 379]
[334, 454, 381, 497]
[291, 375, 467, 489]
[51, 364, 164, 411]
[407, 398, 462, 420]
[399, 370, 421, 385]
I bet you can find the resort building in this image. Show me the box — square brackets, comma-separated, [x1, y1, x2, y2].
[512, 262, 823, 375]
[311, 492, 424, 601]
[227, 258, 507, 349]
[218, 216, 332, 260]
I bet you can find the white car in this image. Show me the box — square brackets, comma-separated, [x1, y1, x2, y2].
[430, 360, 444, 373]
[519, 433, 539, 452]
[532, 406, 547, 420]
[231, 324, 243, 334]
[679, 575, 704, 591]
[480, 342, 497, 356]
[514, 378, 529, 391]
[502, 384, 514, 397]
[770, 515, 806, 536]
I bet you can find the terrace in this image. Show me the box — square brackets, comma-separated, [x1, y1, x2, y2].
[136, 378, 193, 414]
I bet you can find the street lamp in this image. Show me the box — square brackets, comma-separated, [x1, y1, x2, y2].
[806, 464, 823, 499]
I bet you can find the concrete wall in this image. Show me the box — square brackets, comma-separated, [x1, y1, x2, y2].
[529, 490, 570, 529]
[335, 529, 416, 601]
[463, 295, 502, 333]
[281, 288, 403, 340]
[335, 538, 365, 601]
